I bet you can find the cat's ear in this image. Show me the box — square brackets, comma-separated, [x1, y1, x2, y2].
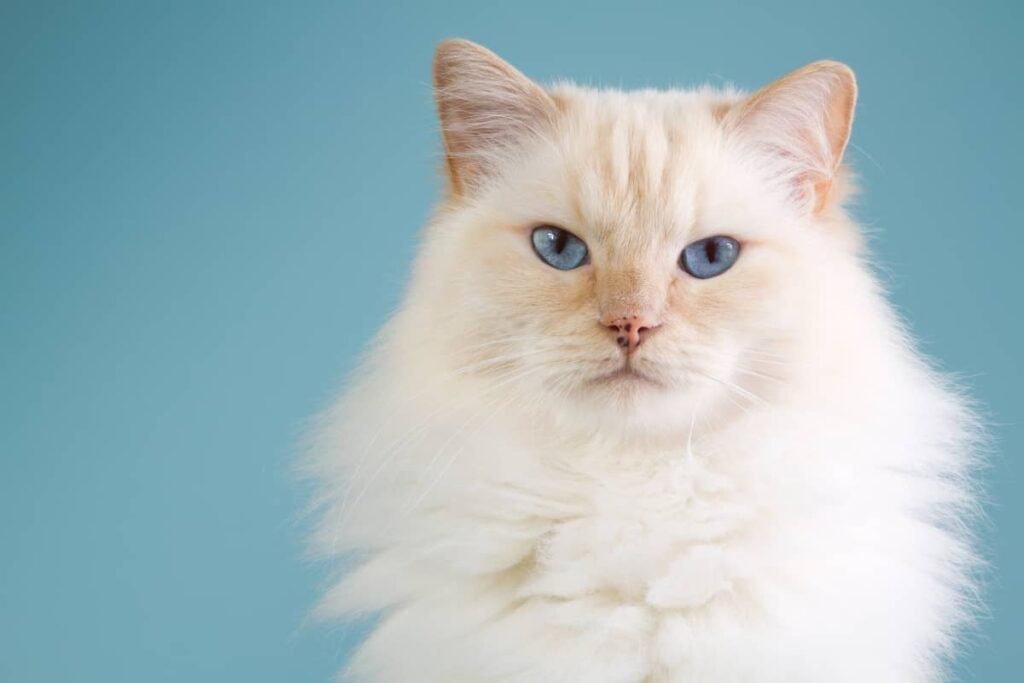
[725, 61, 857, 214]
[433, 39, 557, 195]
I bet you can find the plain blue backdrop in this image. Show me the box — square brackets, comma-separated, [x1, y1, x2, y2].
[2, 1, 1021, 680]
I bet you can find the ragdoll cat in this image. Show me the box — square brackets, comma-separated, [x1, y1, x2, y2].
[305, 39, 981, 682]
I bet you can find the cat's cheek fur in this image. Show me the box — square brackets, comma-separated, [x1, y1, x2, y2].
[304, 43, 982, 683]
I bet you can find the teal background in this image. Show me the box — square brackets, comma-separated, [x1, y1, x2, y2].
[2, 1, 1020, 680]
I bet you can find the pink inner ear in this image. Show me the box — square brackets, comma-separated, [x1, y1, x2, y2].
[727, 61, 857, 215]
[433, 40, 557, 195]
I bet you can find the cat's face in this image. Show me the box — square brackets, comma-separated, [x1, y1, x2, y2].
[418, 41, 857, 435]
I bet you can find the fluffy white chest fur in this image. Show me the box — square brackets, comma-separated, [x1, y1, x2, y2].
[306, 40, 980, 682]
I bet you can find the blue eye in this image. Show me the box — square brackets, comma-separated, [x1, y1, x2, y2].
[531, 225, 589, 270]
[679, 236, 740, 279]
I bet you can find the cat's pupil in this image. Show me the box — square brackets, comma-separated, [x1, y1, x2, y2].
[704, 238, 719, 263]
[554, 229, 568, 254]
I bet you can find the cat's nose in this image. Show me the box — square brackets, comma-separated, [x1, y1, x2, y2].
[601, 314, 660, 353]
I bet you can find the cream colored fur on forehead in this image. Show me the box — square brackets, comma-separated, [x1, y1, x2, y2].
[551, 86, 737, 199]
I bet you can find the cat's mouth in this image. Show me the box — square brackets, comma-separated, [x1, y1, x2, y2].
[591, 364, 663, 388]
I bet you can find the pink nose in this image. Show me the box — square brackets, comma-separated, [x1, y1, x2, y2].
[601, 314, 659, 353]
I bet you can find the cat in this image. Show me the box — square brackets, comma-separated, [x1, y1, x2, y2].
[304, 39, 982, 682]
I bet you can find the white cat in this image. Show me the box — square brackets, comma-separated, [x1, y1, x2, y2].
[304, 39, 982, 682]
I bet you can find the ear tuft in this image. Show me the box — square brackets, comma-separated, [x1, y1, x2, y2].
[726, 61, 857, 214]
[433, 39, 557, 195]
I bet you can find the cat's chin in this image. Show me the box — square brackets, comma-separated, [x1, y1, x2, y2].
[548, 369, 711, 439]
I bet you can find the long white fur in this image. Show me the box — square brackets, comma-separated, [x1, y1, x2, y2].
[304, 41, 982, 682]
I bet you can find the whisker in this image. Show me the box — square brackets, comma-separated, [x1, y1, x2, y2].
[338, 363, 551, 532]
[327, 361, 534, 550]
[692, 368, 768, 407]
[396, 389, 521, 521]
[733, 365, 785, 385]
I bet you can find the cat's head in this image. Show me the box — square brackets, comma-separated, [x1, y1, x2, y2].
[409, 39, 859, 437]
